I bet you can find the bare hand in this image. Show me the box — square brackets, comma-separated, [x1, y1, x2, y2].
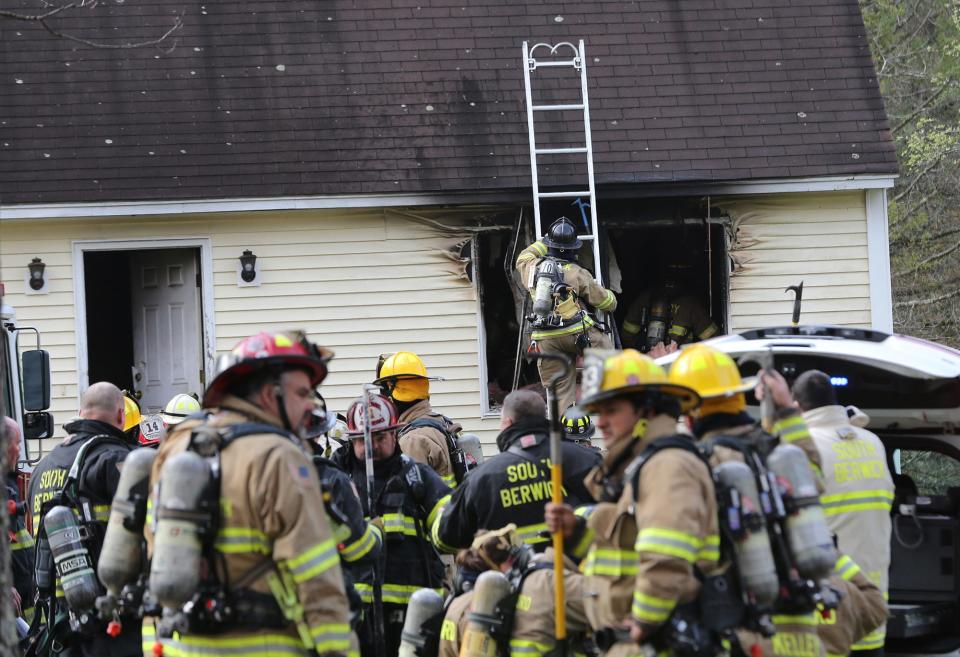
[544, 502, 576, 538]
[629, 620, 646, 645]
[755, 369, 795, 409]
[648, 341, 677, 359]
[10, 587, 21, 616]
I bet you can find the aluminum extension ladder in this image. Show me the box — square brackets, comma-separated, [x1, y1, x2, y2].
[521, 39, 604, 287]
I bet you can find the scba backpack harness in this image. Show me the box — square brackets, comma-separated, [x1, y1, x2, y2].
[148, 421, 322, 655]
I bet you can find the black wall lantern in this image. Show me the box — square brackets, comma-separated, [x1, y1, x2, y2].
[28, 257, 46, 291]
[239, 250, 257, 283]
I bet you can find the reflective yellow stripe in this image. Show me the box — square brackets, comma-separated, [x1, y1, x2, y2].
[632, 590, 676, 623]
[149, 629, 308, 656]
[582, 547, 639, 576]
[668, 325, 689, 338]
[215, 526, 271, 555]
[10, 528, 35, 550]
[426, 494, 449, 530]
[852, 627, 885, 650]
[698, 324, 719, 340]
[441, 473, 457, 486]
[820, 489, 894, 516]
[772, 613, 818, 626]
[310, 622, 353, 654]
[92, 504, 111, 522]
[530, 315, 596, 339]
[510, 638, 553, 657]
[338, 523, 380, 562]
[772, 415, 809, 444]
[635, 528, 716, 564]
[354, 582, 373, 604]
[516, 522, 550, 545]
[834, 554, 861, 581]
[596, 290, 616, 311]
[623, 321, 642, 335]
[431, 513, 458, 554]
[285, 538, 339, 583]
[381, 584, 443, 605]
[383, 513, 419, 537]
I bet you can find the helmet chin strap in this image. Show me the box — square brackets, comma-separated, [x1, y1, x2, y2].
[273, 382, 296, 435]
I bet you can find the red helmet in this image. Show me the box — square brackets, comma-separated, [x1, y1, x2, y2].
[203, 330, 333, 407]
[346, 393, 401, 436]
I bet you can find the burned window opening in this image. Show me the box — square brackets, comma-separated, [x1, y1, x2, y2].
[474, 200, 731, 414]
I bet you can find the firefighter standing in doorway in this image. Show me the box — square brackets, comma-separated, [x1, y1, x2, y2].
[621, 255, 719, 354]
[516, 217, 618, 414]
[144, 330, 357, 657]
[374, 351, 466, 487]
[544, 349, 718, 657]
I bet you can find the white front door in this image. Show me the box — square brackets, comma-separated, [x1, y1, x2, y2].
[129, 249, 202, 412]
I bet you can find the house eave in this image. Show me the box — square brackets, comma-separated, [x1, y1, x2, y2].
[0, 174, 897, 220]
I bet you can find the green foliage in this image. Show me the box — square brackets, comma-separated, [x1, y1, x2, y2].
[861, 0, 960, 347]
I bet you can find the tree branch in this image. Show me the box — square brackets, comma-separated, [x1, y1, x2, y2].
[36, 12, 182, 49]
[0, 4, 182, 49]
[892, 224, 960, 246]
[892, 239, 960, 278]
[0, 3, 76, 21]
[892, 79, 953, 134]
[894, 287, 960, 308]
[893, 156, 947, 203]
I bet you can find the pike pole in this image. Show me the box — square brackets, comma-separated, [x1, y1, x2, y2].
[361, 383, 385, 657]
[526, 351, 573, 653]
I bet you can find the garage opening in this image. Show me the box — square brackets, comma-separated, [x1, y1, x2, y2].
[474, 199, 730, 413]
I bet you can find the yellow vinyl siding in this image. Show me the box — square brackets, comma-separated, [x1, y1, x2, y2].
[715, 191, 872, 332]
[0, 208, 501, 454]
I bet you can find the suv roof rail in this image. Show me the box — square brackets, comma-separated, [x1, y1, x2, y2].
[737, 325, 890, 343]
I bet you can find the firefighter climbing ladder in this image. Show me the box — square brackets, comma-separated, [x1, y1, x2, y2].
[522, 39, 604, 287]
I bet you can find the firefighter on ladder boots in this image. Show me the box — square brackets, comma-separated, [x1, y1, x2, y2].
[374, 351, 466, 486]
[145, 331, 358, 657]
[516, 217, 617, 414]
[545, 349, 720, 657]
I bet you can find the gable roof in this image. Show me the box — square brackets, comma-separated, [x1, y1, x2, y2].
[0, 0, 898, 206]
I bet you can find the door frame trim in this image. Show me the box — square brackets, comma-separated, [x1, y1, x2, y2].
[71, 237, 216, 402]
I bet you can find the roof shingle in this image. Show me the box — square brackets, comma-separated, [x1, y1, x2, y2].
[0, 0, 898, 205]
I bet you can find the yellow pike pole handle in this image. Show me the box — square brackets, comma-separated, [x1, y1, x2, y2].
[526, 351, 573, 646]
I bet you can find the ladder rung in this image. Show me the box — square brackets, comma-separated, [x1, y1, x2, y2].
[535, 147, 588, 155]
[532, 104, 585, 111]
[536, 190, 592, 198]
[579, 235, 596, 241]
[530, 59, 579, 68]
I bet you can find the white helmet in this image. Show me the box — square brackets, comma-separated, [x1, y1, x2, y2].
[160, 393, 201, 426]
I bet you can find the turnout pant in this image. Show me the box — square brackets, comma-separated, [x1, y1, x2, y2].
[536, 326, 612, 415]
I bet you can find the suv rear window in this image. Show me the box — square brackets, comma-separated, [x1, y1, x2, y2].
[893, 448, 960, 496]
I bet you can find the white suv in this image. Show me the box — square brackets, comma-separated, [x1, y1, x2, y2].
[658, 325, 960, 657]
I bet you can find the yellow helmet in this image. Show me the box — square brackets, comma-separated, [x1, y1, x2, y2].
[374, 351, 431, 402]
[123, 394, 142, 432]
[667, 344, 756, 399]
[579, 348, 700, 413]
